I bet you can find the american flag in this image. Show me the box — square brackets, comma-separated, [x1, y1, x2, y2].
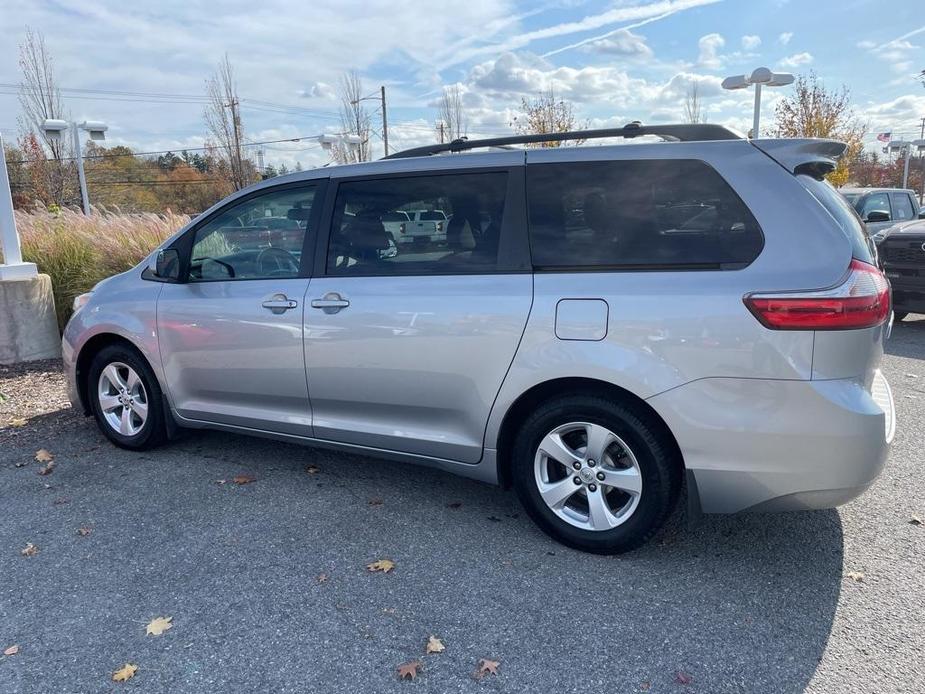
[876, 132, 892, 143]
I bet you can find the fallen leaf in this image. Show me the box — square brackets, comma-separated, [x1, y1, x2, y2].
[446, 501, 462, 509]
[368, 497, 384, 507]
[34, 449, 54, 463]
[316, 573, 328, 583]
[425, 635, 445, 654]
[77, 527, 92, 537]
[397, 660, 422, 680]
[367, 559, 395, 574]
[3, 645, 19, 656]
[910, 516, 922, 526]
[20, 543, 38, 557]
[474, 658, 500, 678]
[145, 616, 173, 636]
[232, 475, 256, 485]
[675, 671, 693, 685]
[846, 571, 865, 582]
[640, 681, 651, 691]
[38, 461, 55, 476]
[53, 497, 69, 506]
[382, 607, 397, 615]
[112, 663, 138, 682]
[306, 465, 321, 474]
[10, 418, 26, 428]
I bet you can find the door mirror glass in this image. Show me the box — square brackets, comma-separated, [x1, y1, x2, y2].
[865, 210, 890, 223]
[154, 248, 181, 280]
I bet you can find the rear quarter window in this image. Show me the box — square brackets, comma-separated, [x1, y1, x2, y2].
[798, 176, 875, 265]
[526, 159, 764, 270]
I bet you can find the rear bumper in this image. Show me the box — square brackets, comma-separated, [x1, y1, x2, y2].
[647, 372, 893, 514]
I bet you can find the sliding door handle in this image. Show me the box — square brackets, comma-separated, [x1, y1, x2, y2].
[311, 292, 350, 314]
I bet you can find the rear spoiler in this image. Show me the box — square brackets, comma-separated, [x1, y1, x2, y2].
[750, 138, 848, 179]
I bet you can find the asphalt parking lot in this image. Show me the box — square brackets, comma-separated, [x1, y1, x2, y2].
[1, 318, 924, 693]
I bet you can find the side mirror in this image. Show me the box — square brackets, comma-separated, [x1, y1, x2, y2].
[152, 248, 181, 281]
[865, 210, 890, 223]
[918, 210, 925, 220]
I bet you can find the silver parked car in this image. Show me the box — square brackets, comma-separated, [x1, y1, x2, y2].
[62, 124, 895, 554]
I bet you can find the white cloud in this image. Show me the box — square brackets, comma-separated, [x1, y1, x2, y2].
[778, 32, 793, 45]
[780, 52, 813, 68]
[697, 33, 725, 69]
[298, 82, 335, 100]
[584, 28, 653, 58]
[741, 35, 761, 50]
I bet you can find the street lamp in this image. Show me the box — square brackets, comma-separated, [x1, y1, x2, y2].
[42, 118, 108, 214]
[721, 67, 794, 138]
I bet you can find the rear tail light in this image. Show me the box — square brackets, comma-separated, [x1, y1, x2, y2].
[744, 259, 891, 330]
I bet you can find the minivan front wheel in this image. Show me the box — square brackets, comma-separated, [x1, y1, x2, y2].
[512, 395, 680, 554]
[88, 345, 167, 450]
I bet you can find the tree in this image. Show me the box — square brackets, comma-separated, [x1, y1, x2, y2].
[17, 27, 76, 206]
[683, 81, 703, 124]
[771, 71, 866, 187]
[334, 70, 372, 164]
[203, 54, 252, 190]
[438, 84, 468, 142]
[510, 90, 587, 147]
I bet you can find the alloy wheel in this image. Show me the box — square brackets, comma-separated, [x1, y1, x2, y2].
[97, 362, 148, 437]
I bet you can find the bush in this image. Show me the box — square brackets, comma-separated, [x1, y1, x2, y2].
[3, 205, 189, 330]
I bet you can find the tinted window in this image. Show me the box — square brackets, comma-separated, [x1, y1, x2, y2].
[891, 193, 915, 221]
[856, 193, 890, 220]
[326, 172, 507, 276]
[798, 176, 874, 265]
[189, 185, 316, 281]
[526, 160, 763, 269]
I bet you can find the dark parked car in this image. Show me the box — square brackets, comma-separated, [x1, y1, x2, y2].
[840, 187, 924, 243]
[877, 218, 925, 320]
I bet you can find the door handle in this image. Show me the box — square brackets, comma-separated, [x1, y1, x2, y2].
[311, 292, 350, 314]
[261, 295, 298, 314]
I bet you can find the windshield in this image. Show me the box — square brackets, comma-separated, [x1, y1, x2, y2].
[841, 192, 861, 206]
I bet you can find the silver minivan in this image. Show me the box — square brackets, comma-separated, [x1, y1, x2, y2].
[62, 124, 895, 553]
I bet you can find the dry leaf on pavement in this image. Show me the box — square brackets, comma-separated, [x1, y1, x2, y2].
[38, 461, 55, 476]
[397, 660, 422, 680]
[232, 475, 256, 485]
[112, 663, 138, 682]
[77, 527, 92, 537]
[306, 465, 321, 474]
[425, 635, 445, 654]
[3, 645, 19, 656]
[474, 658, 500, 678]
[34, 449, 54, 463]
[676, 671, 693, 685]
[20, 543, 38, 557]
[368, 497, 384, 507]
[846, 571, 865, 582]
[910, 516, 922, 526]
[10, 418, 26, 428]
[316, 573, 328, 583]
[366, 559, 395, 573]
[145, 616, 173, 636]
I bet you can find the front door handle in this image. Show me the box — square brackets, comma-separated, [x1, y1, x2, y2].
[261, 294, 298, 314]
[311, 292, 350, 314]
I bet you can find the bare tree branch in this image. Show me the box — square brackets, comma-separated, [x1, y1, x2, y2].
[683, 81, 702, 124]
[510, 89, 587, 147]
[203, 54, 253, 191]
[334, 70, 372, 164]
[438, 85, 468, 142]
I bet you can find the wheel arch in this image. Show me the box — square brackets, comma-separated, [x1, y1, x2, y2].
[494, 377, 685, 489]
[74, 333, 152, 415]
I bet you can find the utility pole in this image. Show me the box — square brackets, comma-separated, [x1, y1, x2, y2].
[437, 121, 446, 144]
[226, 97, 244, 189]
[380, 85, 389, 158]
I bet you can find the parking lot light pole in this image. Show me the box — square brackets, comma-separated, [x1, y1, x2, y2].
[0, 131, 38, 280]
[721, 67, 794, 138]
[41, 119, 108, 215]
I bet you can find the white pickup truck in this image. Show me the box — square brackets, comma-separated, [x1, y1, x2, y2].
[386, 209, 448, 244]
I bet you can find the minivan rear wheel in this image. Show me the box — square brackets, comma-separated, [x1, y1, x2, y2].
[511, 395, 680, 554]
[88, 345, 167, 450]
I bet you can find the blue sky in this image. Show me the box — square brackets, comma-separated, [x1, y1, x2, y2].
[1, 0, 923, 168]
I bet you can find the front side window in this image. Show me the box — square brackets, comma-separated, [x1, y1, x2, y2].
[891, 193, 914, 221]
[326, 172, 508, 276]
[189, 185, 317, 281]
[527, 160, 763, 269]
[856, 193, 890, 221]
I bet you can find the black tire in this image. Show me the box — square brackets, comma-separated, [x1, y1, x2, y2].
[87, 344, 167, 450]
[894, 311, 908, 322]
[512, 395, 681, 554]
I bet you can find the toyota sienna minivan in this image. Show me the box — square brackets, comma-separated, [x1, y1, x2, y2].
[62, 123, 895, 554]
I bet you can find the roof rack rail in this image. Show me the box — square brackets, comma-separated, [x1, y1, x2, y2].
[384, 122, 741, 159]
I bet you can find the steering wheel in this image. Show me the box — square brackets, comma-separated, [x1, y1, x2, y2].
[256, 247, 299, 276]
